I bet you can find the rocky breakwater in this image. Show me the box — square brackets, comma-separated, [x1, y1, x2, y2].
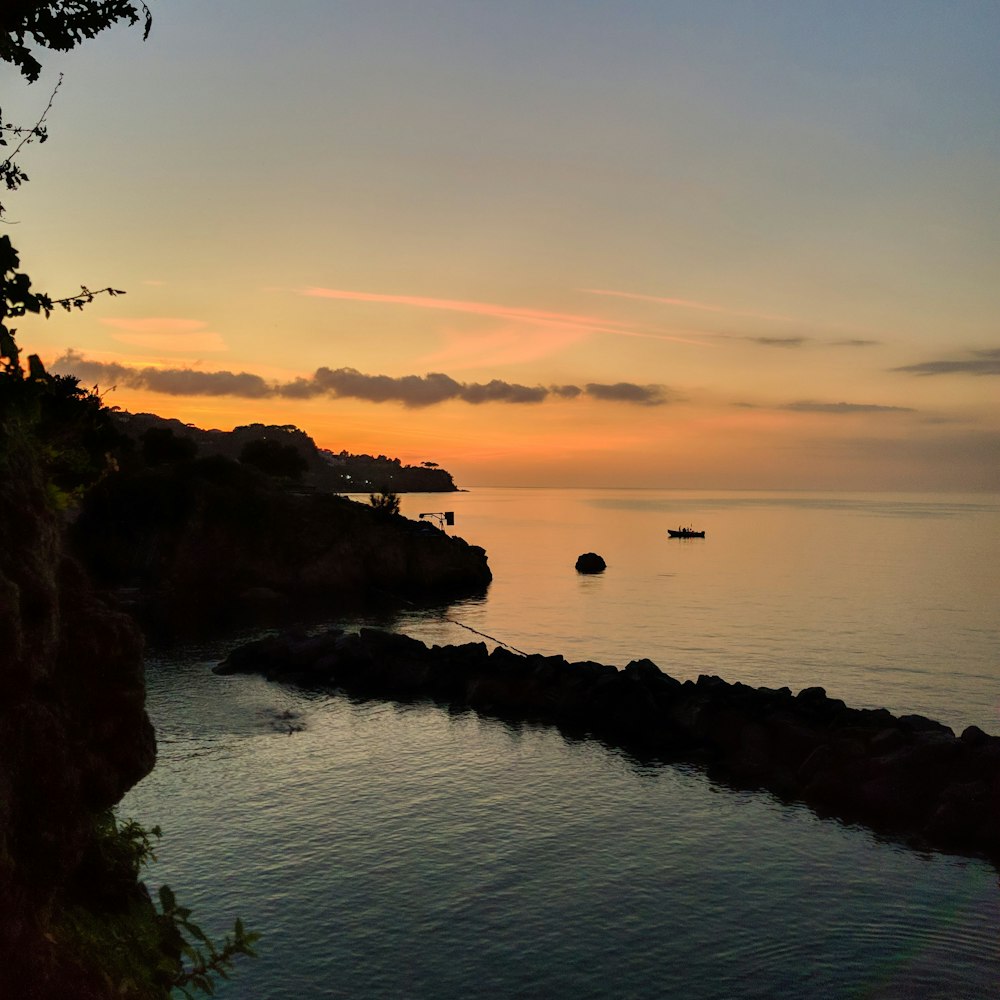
[217, 628, 1000, 863]
[72, 458, 492, 634]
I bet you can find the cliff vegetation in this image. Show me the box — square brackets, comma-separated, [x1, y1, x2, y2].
[116, 411, 460, 493]
[1, 3, 257, 994]
[70, 436, 491, 637]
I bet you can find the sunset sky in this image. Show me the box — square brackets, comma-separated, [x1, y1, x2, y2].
[5, 1, 999, 490]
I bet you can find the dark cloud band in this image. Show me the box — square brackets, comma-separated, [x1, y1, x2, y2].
[585, 382, 668, 405]
[52, 351, 669, 407]
[893, 348, 1000, 377]
[782, 401, 915, 414]
[747, 336, 807, 348]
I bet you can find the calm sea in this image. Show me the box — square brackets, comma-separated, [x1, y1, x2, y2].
[121, 489, 1000, 999]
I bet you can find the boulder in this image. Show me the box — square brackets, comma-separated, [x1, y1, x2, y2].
[575, 552, 606, 574]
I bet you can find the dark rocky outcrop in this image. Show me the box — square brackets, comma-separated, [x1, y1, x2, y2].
[1, 424, 158, 996]
[71, 457, 491, 637]
[575, 552, 606, 574]
[217, 628, 1000, 864]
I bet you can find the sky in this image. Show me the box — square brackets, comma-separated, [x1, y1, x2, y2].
[4, 0, 999, 490]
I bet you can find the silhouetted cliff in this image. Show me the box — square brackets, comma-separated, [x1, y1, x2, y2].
[71, 454, 490, 637]
[0, 420, 159, 997]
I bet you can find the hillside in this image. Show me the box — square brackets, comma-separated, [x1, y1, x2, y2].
[71, 447, 490, 638]
[116, 412, 459, 493]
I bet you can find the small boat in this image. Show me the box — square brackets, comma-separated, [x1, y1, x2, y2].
[667, 527, 705, 538]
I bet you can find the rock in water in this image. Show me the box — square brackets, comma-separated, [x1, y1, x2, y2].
[575, 552, 606, 574]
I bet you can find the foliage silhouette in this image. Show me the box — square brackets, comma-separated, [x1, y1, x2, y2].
[141, 425, 199, 466]
[369, 490, 401, 517]
[1, 4, 259, 996]
[239, 436, 309, 479]
[0, 2, 151, 83]
[57, 814, 259, 998]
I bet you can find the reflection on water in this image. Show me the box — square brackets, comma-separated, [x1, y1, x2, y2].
[122, 488, 1000, 999]
[586, 490, 1000, 518]
[395, 489, 1000, 734]
[125, 662, 1000, 1000]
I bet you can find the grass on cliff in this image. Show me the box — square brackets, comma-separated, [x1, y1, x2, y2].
[52, 813, 259, 1000]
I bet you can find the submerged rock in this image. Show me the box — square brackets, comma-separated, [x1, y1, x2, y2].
[217, 628, 1000, 864]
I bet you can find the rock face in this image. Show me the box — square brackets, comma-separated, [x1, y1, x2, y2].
[575, 552, 607, 574]
[0, 430, 157, 996]
[71, 458, 492, 635]
[217, 629, 1000, 863]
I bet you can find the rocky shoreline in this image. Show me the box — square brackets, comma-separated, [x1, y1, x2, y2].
[72, 460, 491, 636]
[216, 627, 1000, 864]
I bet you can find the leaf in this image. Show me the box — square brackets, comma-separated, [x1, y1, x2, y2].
[0, 327, 19, 361]
[181, 938, 200, 957]
[158, 884, 176, 911]
[185, 920, 210, 944]
[27, 354, 48, 380]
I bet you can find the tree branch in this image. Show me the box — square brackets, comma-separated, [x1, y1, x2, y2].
[0, 73, 63, 220]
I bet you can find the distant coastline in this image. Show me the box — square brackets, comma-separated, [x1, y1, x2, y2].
[72, 416, 490, 637]
[117, 412, 459, 493]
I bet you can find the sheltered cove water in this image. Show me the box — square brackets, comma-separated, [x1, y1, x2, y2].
[214, 626, 1000, 861]
[121, 488, 1000, 999]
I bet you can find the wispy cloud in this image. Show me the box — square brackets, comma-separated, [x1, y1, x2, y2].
[746, 336, 807, 348]
[586, 290, 884, 348]
[892, 348, 1000, 377]
[52, 351, 672, 408]
[303, 287, 604, 327]
[99, 317, 227, 352]
[300, 286, 707, 349]
[101, 318, 206, 333]
[735, 399, 915, 415]
[418, 324, 594, 370]
[782, 401, 916, 414]
[584, 288, 803, 325]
